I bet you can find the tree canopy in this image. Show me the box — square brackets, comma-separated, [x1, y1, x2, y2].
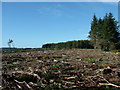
[89, 13, 120, 51]
[42, 40, 94, 49]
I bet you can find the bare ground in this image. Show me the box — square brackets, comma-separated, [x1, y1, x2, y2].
[2, 49, 120, 90]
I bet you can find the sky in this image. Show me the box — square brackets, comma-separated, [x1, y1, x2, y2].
[2, 2, 118, 48]
[1, 0, 120, 2]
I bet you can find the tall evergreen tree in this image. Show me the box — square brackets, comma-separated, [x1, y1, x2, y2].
[89, 14, 99, 49]
[89, 13, 120, 51]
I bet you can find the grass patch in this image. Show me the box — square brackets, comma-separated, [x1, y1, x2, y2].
[51, 65, 61, 68]
[43, 72, 53, 79]
[98, 60, 111, 63]
[11, 58, 18, 62]
[85, 57, 111, 64]
[114, 52, 120, 56]
[45, 82, 64, 89]
[85, 57, 96, 64]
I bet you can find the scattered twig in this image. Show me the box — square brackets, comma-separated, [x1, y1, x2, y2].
[98, 76, 120, 88]
[14, 80, 33, 90]
[99, 83, 120, 88]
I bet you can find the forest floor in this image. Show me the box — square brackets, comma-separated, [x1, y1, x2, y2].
[2, 49, 120, 90]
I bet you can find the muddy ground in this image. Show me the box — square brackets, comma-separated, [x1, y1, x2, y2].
[2, 49, 120, 90]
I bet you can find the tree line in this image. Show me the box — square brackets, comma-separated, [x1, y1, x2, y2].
[42, 40, 94, 49]
[89, 13, 120, 51]
[42, 13, 120, 51]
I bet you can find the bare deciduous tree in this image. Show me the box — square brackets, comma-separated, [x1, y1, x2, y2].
[8, 39, 15, 48]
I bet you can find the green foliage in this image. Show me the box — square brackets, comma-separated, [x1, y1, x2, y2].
[85, 57, 110, 64]
[42, 40, 94, 49]
[45, 82, 64, 89]
[85, 57, 96, 64]
[115, 42, 120, 50]
[89, 13, 120, 51]
[105, 85, 110, 90]
[42, 72, 53, 79]
[11, 58, 18, 62]
[51, 65, 61, 68]
[115, 52, 120, 56]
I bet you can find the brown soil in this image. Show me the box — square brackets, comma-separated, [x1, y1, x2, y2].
[2, 49, 120, 90]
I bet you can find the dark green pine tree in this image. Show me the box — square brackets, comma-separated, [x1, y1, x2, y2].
[89, 13, 120, 51]
[107, 13, 119, 43]
[101, 13, 120, 50]
[98, 13, 110, 50]
[89, 14, 99, 49]
[96, 18, 103, 49]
